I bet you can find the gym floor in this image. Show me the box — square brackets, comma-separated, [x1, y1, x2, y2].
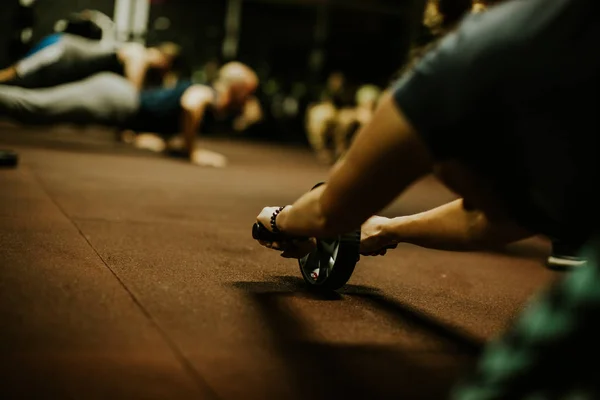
[0, 121, 560, 399]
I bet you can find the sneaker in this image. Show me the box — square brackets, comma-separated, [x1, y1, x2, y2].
[547, 240, 588, 270]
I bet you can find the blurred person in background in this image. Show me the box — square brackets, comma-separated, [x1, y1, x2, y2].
[190, 59, 263, 135]
[394, 0, 493, 81]
[330, 84, 382, 161]
[60, 10, 105, 41]
[305, 71, 356, 164]
[231, 95, 264, 133]
[132, 61, 262, 158]
[22, 9, 111, 59]
[21, 10, 106, 60]
[0, 61, 259, 168]
[0, 32, 182, 91]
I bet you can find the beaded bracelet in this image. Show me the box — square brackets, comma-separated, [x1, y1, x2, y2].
[270, 206, 286, 234]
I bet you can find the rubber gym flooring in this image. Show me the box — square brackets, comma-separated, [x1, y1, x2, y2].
[0, 121, 562, 399]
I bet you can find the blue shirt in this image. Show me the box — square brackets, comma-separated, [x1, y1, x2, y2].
[26, 33, 63, 57]
[129, 80, 195, 135]
[129, 81, 221, 136]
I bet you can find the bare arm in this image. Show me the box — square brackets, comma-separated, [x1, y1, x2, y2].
[233, 96, 263, 132]
[274, 92, 434, 237]
[378, 199, 533, 252]
[0, 66, 17, 83]
[119, 44, 149, 90]
[179, 86, 212, 159]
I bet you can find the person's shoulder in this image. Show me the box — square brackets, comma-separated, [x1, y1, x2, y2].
[118, 42, 147, 59]
[185, 82, 210, 94]
[181, 83, 214, 108]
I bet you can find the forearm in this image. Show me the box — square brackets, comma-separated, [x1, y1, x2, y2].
[120, 49, 148, 90]
[276, 94, 433, 238]
[276, 185, 334, 238]
[178, 88, 212, 160]
[124, 62, 147, 90]
[181, 111, 200, 159]
[381, 199, 532, 251]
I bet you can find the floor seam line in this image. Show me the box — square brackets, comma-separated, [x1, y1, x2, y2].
[29, 170, 220, 399]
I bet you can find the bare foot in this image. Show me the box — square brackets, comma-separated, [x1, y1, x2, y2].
[134, 134, 167, 153]
[0, 67, 17, 83]
[191, 149, 228, 168]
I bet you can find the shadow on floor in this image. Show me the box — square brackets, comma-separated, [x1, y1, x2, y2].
[231, 276, 482, 399]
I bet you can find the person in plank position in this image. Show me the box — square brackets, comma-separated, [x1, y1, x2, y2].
[0, 62, 259, 167]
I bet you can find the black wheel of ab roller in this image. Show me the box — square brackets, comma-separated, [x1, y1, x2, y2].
[252, 182, 361, 291]
[296, 229, 360, 291]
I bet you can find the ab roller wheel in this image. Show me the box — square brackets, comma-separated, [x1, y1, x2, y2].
[252, 182, 361, 291]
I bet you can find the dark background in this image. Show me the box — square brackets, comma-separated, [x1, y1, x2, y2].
[2, 0, 426, 142]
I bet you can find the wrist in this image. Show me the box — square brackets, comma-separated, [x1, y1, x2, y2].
[381, 216, 413, 244]
[273, 206, 292, 233]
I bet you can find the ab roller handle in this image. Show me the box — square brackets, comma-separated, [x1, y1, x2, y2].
[252, 222, 284, 242]
[252, 222, 305, 243]
[252, 182, 326, 243]
[252, 182, 361, 291]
